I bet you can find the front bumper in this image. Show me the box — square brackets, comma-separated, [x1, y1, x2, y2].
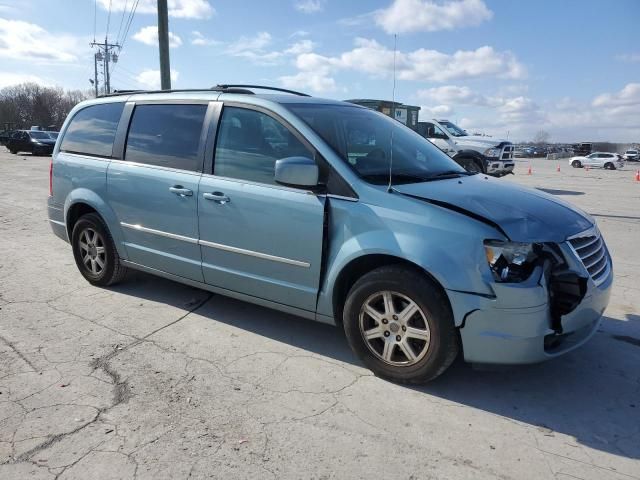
[451, 244, 613, 364]
[486, 159, 515, 176]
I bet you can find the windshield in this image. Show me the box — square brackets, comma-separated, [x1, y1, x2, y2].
[47, 132, 59, 139]
[29, 131, 50, 140]
[438, 120, 468, 137]
[287, 104, 467, 185]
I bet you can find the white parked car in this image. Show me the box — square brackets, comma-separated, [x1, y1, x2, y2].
[569, 152, 624, 170]
[623, 149, 639, 161]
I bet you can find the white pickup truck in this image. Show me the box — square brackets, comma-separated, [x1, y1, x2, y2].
[420, 119, 515, 176]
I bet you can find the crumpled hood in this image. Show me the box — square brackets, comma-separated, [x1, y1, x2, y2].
[393, 174, 594, 243]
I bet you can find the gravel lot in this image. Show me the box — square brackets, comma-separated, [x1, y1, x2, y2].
[1, 151, 639, 479]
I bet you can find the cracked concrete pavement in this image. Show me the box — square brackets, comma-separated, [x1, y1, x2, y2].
[1, 152, 639, 479]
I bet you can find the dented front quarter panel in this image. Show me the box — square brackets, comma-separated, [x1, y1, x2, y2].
[316, 190, 505, 320]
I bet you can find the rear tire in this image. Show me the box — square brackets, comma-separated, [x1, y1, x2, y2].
[343, 265, 459, 384]
[571, 160, 582, 168]
[71, 213, 128, 286]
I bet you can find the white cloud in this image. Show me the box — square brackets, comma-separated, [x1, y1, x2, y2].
[0, 72, 49, 88]
[374, 0, 493, 33]
[288, 39, 525, 83]
[592, 83, 640, 108]
[191, 30, 220, 46]
[420, 83, 640, 142]
[418, 85, 495, 106]
[284, 40, 315, 55]
[0, 18, 79, 63]
[615, 52, 640, 63]
[294, 0, 325, 13]
[419, 104, 455, 118]
[97, 0, 214, 19]
[225, 32, 313, 66]
[279, 71, 337, 93]
[135, 69, 179, 89]
[227, 32, 273, 55]
[133, 26, 182, 47]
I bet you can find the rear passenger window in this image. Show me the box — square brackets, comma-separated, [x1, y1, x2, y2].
[60, 102, 124, 157]
[125, 104, 207, 171]
[214, 107, 313, 185]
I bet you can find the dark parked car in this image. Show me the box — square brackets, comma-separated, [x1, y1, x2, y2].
[0, 130, 14, 146]
[6, 130, 56, 155]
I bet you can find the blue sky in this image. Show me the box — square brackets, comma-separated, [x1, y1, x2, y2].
[0, 0, 638, 142]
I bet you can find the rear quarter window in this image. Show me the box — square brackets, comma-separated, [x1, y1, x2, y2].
[60, 102, 124, 157]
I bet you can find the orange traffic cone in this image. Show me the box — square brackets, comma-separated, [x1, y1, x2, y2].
[585, 165, 590, 172]
[527, 165, 532, 175]
[556, 164, 560, 172]
[635, 170, 640, 182]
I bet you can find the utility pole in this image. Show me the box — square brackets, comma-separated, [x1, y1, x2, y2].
[157, 0, 171, 90]
[93, 53, 99, 97]
[90, 38, 120, 95]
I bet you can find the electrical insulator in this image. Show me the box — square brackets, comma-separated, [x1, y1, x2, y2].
[96, 51, 103, 61]
[111, 53, 118, 63]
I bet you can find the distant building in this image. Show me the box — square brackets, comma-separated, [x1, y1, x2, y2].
[346, 99, 420, 131]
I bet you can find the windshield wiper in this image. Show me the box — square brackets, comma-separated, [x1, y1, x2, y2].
[361, 173, 430, 185]
[426, 170, 473, 180]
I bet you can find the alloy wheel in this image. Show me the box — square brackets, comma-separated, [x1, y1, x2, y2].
[78, 227, 106, 276]
[359, 290, 431, 366]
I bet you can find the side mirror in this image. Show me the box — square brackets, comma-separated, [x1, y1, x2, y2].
[274, 156, 319, 188]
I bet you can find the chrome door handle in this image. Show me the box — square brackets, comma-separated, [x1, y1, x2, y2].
[169, 186, 193, 197]
[203, 192, 230, 204]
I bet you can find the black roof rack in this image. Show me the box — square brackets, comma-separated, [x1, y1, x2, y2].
[101, 84, 310, 98]
[212, 84, 310, 97]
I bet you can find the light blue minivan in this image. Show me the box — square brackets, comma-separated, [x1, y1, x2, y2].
[48, 85, 612, 383]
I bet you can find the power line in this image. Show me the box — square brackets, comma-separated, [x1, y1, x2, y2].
[119, 0, 140, 50]
[93, 0, 97, 42]
[110, 0, 140, 79]
[115, 0, 129, 46]
[105, 0, 113, 38]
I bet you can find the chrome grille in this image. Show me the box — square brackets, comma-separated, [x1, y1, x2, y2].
[501, 145, 513, 159]
[568, 230, 610, 286]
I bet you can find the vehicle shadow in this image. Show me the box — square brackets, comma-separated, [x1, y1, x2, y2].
[110, 271, 640, 461]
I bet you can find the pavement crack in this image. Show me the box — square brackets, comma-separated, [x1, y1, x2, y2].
[0, 333, 38, 371]
[140, 293, 214, 341]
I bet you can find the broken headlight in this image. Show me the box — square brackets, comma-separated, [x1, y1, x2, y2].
[484, 240, 538, 282]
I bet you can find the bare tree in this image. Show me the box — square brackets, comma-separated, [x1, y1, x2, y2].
[0, 83, 90, 131]
[532, 129, 551, 145]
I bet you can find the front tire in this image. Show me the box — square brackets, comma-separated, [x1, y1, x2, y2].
[71, 213, 128, 286]
[456, 156, 484, 174]
[343, 266, 459, 384]
[604, 162, 615, 170]
[571, 160, 582, 168]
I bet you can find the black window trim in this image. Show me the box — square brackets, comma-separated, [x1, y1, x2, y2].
[59, 102, 126, 159]
[117, 99, 212, 173]
[208, 101, 357, 198]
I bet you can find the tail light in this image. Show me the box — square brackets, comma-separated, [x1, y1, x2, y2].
[49, 159, 53, 196]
